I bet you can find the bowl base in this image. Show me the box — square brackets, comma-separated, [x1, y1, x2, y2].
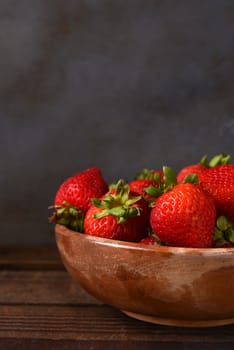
[122, 310, 234, 328]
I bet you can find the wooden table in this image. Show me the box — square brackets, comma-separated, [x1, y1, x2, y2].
[0, 246, 233, 350]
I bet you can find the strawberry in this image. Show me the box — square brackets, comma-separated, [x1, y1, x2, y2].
[140, 237, 157, 245]
[177, 154, 230, 183]
[50, 167, 108, 231]
[139, 233, 162, 246]
[129, 168, 163, 203]
[149, 167, 216, 248]
[129, 179, 160, 203]
[199, 164, 234, 222]
[84, 179, 150, 242]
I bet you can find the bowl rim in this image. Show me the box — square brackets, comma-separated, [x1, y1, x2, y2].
[55, 224, 234, 256]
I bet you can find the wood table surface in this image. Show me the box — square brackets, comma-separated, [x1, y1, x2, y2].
[0, 246, 233, 350]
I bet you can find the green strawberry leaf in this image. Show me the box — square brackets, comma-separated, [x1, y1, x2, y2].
[57, 207, 66, 216]
[199, 153, 231, 168]
[49, 201, 84, 232]
[216, 215, 231, 231]
[163, 166, 178, 192]
[134, 168, 161, 182]
[94, 206, 141, 223]
[115, 179, 125, 196]
[209, 153, 231, 167]
[145, 166, 180, 197]
[214, 228, 223, 240]
[220, 154, 231, 165]
[182, 173, 199, 184]
[145, 185, 163, 198]
[134, 168, 149, 180]
[225, 228, 234, 243]
[91, 179, 142, 223]
[125, 196, 142, 206]
[213, 215, 234, 247]
[151, 173, 161, 182]
[200, 154, 208, 166]
[92, 197, 106, 208]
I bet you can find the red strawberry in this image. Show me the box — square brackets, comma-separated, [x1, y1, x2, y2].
[129, 179, 160, 202]
[130, 168, 164, 203]
[177, 164, 206, 184]
[84, 180, 150, 242]
[139, 234, 162, 246]
[50, 167, 108, 231]
[150, 181, 216, 248]
[140, 237, 157, 245]
[199, 164, 234, 222]
[177, 154, 230, 183]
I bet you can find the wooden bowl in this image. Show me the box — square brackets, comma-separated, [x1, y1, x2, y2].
[55, 224, 234, 327]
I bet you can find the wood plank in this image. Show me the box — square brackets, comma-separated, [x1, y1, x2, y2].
[1, 339, 233, 350]
[0, 304, 233, 343]
[0, 246, 63, 270]
[0, 270, 100, 305]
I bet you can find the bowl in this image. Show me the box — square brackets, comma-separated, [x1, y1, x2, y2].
[55, 224, 234, 327]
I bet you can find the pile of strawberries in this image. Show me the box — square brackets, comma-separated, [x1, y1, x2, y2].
[49, 154, 234, 248]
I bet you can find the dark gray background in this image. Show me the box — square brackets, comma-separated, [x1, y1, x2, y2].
[1, 0, 234, 245]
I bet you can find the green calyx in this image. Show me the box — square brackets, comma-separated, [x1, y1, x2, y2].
[92, 179, 142, 224]
[49, 201, 84, 232]
[134, 168, 161, 182]
[182, 173, 199, 184]
[200, 153, 231, 168]
[213, 216, 234, 247]
[145, 166, 177, 199]
[145, 166, 198, 201]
